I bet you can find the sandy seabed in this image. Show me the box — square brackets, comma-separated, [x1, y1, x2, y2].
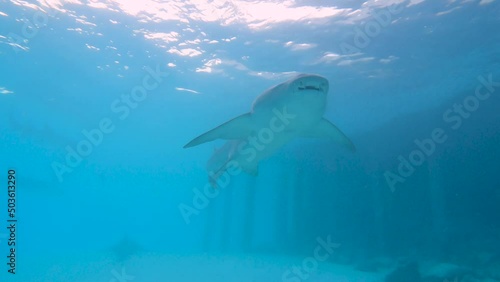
[9, 252, 387, 282]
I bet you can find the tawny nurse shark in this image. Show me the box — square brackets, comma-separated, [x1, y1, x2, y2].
[184, 74, 355, 183]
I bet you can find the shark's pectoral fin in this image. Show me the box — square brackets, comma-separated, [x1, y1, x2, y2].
[184, 113, 253, 148]
[302, 118, 356, 151]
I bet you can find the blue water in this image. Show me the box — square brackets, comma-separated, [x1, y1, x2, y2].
[1, 0, 500, 281]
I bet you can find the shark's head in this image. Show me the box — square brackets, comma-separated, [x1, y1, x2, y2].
[288, 74, 329, 96]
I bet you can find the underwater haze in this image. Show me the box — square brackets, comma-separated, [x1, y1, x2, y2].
[1, 0, 500, 281]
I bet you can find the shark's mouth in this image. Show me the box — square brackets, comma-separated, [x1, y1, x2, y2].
[298, 85, 321, 91]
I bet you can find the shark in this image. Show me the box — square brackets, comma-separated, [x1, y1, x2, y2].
[184, 74, 355, 185]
